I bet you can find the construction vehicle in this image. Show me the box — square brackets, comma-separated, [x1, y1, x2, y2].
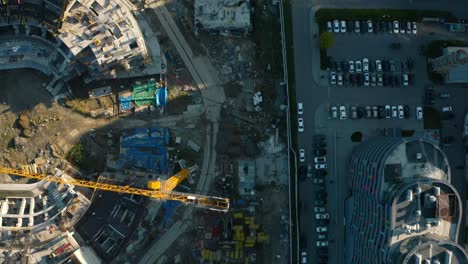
[0, 166, 230, 212]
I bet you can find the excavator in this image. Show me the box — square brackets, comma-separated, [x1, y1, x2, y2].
[0, 166, 230, 212]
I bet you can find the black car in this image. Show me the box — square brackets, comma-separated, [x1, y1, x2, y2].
[403, 105, 410, 118]
[316, 191, 328, 200]
[387, 21, 393, 33]
[316, 219, 330, 226]
[314, 134, 326, 141]
[378, 105, 385, 119]
[380, 21, 386, 32]
[357, 106, 364, 118]
[314, 148, 327, 156]
[300, 234, 307, 249]
[315, 141, 326, 148]
[315, 185, 326, 191]
[315, 170, 328, 176]
[360, 21, 367, 33]
[382, 60, 390, 72]
[442, 112, 454, 120]
[315, 200, 326, 206]
[299, 166, 307, 180]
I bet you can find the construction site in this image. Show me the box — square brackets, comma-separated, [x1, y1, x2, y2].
[0, 0, 289, 263]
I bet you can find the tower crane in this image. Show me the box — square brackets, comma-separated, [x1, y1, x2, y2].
[0, 166, 230, 212]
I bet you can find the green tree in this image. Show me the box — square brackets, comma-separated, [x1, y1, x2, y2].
[319, 32, 335, 49]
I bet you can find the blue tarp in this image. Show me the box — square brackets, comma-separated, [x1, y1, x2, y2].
[162, 200, 181, 225]
[120, 94, 132, 111]
[156, 87, 168, 106]
[117, 127, 169, 174]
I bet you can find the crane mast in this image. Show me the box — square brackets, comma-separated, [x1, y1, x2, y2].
[0, 167, 229, 212]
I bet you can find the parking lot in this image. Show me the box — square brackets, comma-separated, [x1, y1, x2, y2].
[297, 15, 468, 264]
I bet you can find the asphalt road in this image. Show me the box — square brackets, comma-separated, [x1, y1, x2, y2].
[291, 1, 468, 264]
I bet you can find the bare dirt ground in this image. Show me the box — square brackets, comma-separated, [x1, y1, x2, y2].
[0, 69, 110, 169]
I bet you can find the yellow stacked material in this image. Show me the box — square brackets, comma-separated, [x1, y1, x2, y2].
[201, 249, 215, 261]
[233, 226, 244, 241]
[205, 232, 213, 240]
[234, 213, 244, 219]
[235, 242, 243, 259]
[244, 216, 252, 225]
[257, 232, 269, 243]
[244, 236, 255, 248]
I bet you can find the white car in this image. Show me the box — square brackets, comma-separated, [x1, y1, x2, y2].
[349, 60, 355, 73]
[333, 20, 340, 33]
[377, 74, 383, 86]
[337, 73, 343, 86]
[314, 157, 326, 163]
[313, 178, 324, 184]
[403, 74, 409, 86]
[392, 106, 398, 118]
[393, 21, 399, 33]
[442, 106, 453, 112]
[340, 20, 346, 33]
[364, 73, 370, 86]
[363, 58, 369, 73]
[316, 226, 328, 233]
[317, 241, 329, 247]
[355, 60, 362, 73]
[314, 207, 326, 213]
[367, 20, 373, 33]
[416, 107, 423, 120]
[331, 106, 338, 119]
[398, 105, 404, 119]
[315, 163, 327, 170]
[339, 106, 347, 119]
[327, 21, 332, 32]
[297, 103, 303, 115]
[330, 71, 336, 85]
[376, 60, 382, 72]
[299, 149, 305, 162]
[298, 118, 304, 132]
[412, 22, 417, 34]
[316, 213, 330, 219]
[301, 251, 307, 264]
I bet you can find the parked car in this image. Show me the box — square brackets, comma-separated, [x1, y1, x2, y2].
[326, 21, 332, 32]
[403, 105, 410, 118]
[377, 74, 383, 86]
[365, 106, 372, 118]
[442, 106, 453, 112]
[439, 93, 451, 99]
[314, 148, 326, 156]
[315, 163, 327, 170]
[387, 21, 393, 33]
[392, 106, 398, 118]
[315, 170, 327, 176]
[315, 200, 326, 206]
[351, 106, 358, 119]
[340, 106, 347, 119]
[354, 21, 360, 33]
[313, 178, 324, 184]
[297, 103, 303, 115]
[337, 73, 343, 86]
[314, 157, 327, 163]
[367, 20, 373, 32]
[398, 105, 404, 119]
[340, 20, 347, 32]
[317, 241, 329, 247]
[403, 74, 409, 86]
[372, 106, 379, 118]
[317, 226, 328, 233]
[355, 60, 362, 73]
[299, 149, 305, 162]
[399, 21, 405, 33]
[370, 73, 377, 86]
[348, 60, 355, 73]
[301, 251, 307, 264]
[416, 107, 423, 120]
[333, 20, 340, 32]
[385, 105, 391, 119]
[376, 60, 382, 72]
[330, 71, 336, 85]
[318, 234, 328, 240]
[363, 58, 369, 73]
[315, 141, 326, 148]
[331, 106, 338, 119]
[316, 213, 330, 219]
[314, 207, 326, 213]
[307, 163, 313, 178]
[412, 22, 417, 34]
[298, 118, 304, 132]
[393, 21, 399, 33]
[364, 73, 370, 86]
[406, 22, 411, 34]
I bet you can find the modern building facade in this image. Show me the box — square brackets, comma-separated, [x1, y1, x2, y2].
[346, 137, 468, 264]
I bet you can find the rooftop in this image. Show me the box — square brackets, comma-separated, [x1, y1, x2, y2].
[194, 0, 252, 32]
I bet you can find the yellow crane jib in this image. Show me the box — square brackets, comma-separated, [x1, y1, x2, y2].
[147, 169, 189, 192]
[0, 167, 229, 212]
